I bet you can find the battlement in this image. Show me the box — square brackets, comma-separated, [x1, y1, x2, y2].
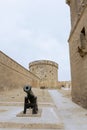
[29, 60, 58, 69]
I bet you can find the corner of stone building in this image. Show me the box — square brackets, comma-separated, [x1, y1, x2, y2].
[67, 0, 87, 109]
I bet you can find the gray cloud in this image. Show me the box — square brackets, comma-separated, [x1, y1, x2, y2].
[0, 0, 71, 81]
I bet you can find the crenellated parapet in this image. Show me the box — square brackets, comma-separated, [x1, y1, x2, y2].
[29, 60, 58, 69]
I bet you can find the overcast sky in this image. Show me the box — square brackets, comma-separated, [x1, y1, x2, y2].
[0, 0, 71, 81]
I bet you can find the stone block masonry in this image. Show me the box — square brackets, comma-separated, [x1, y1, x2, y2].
[0, 51, 59, 90]
[0, 51, 40, 91]
[29, 60, 58, 88]
[67, 0, 87, 108]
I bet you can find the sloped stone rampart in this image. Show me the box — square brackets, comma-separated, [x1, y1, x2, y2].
[0, 51, 40, 91]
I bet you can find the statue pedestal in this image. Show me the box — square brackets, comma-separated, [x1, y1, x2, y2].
[17, 109, 42, 117]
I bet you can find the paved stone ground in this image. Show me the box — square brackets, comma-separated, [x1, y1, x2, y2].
[0, 106, 63, 129]
[49, 90, 87, 130]
[0, 88, 87, 130]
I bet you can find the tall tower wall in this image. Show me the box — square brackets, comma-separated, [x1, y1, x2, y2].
[67, 0, 87, 108]
[29, 60, 58, 88]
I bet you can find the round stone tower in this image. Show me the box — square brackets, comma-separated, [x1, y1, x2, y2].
[29, 60, 58, 88]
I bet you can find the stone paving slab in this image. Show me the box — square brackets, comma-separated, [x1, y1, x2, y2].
[1, 89, 87, 130]
[17, 109, 42, 117]
[0, 122, 63, 129]
[0, 102, 55, 107]
[0, 106, 63, 129]
[0, 128, 62, 130]
[49, 90, 87, 130]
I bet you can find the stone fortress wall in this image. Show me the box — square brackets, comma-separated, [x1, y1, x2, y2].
[66, 0, 87, 108]
[58, 81, 71, 89]
[0, 51, 40, 91]
[29, 60, 58, 88]
[0, 51, 71, 90]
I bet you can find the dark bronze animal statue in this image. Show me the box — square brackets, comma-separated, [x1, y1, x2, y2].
[23, 85, 38, 114]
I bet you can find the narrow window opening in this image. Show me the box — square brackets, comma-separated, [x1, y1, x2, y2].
[81, 27, 85, 36]
[80, 27, 86, 49]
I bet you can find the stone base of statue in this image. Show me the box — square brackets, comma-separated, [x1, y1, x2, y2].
[17, 108, 42, 117]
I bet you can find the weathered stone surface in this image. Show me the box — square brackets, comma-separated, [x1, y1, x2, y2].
[67, 0, 87, 108]
[0, 51, 40, 90]
[17, 109, 42, 117]
[0, 88, 87, 130]
[0, 51, 59, 90]
[29, 60, 58, 88]
[0, 51, 71, 90]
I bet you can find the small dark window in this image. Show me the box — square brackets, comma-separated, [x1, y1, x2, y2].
[81, 27, 85, 36]
[80, 27, 86, 49]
